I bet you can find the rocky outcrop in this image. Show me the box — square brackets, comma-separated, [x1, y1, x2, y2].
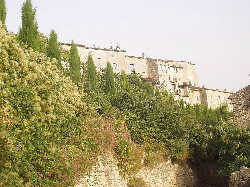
[229, 85, 250, 128]
[229, 167, 250, 187]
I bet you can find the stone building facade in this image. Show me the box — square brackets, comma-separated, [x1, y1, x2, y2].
[62, 43, 233, 110]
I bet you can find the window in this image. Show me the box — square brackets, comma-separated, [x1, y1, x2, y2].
[158, 64, 162, 72]
[112, 63, 118, 72]
[164, 65, 167, 72]
[129, 64, 135, 73]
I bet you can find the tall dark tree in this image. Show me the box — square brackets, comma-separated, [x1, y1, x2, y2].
[47, 30, 61, 67]
[69, 41, 81, 85]
[103, 62, 115, 94]
[84, 54, 97, 92]
[18, 0, 40, 51]
[0, 0, 6, 25]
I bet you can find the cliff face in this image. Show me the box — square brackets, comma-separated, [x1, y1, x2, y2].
[230, 85, 250, 128]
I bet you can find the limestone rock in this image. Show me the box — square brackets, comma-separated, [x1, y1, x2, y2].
[229, 167, 250, 187]
[229, 85, 250, 128]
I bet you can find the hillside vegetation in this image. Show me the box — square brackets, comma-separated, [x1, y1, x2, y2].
[0, 3, 249, 186]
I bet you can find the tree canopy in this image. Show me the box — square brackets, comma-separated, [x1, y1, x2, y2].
[0, 0, 6, 25]
[18, 0, 40, 51]
[69, 41, 81, 85]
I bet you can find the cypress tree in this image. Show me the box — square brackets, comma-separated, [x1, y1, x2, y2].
[47, 30, 61, 64]
[0, 0, 6, 25]
[18, 0, 40, 51]
[84, 54, 97, 92]
[103, 62, 115, 94]
[69, 41, 81, 85]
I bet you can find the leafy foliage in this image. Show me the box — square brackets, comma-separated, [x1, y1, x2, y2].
[0, 0, 6, 25]
[0, 24, 100, 186]
[89, 69, 249, 176]
[1, 3, 249, 184]
[84, 54, 97, 92]
[47, 30, 61, 68]
[18, 0, 40, 51]
[103, 62, 115, 95]
[69, 41, 81, 85]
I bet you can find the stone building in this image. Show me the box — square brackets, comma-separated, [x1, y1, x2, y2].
[61, 43, 233, 110]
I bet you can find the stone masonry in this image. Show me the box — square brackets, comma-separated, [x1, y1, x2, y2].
[229, 85, 250, 128]
[62, 43, 233, 110]
[75, 154, 196, 187]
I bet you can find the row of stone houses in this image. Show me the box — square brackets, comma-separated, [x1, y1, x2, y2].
[61, 43, 233, 110]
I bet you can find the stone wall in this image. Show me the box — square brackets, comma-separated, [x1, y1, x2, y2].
[229, 167, 250, 187]
[61, 43, 232, 110]
[125, 56, 148, 78]
[229, 85, 250, 128]
[75, 155, 127, 187]
[156, 59, 199, 88]
[136, 160, 195, 187]
[62, 43, 127, 73]
[205, 88, 232, 110]
[75, 154, 196, 187]
[146, 58, 159, 84]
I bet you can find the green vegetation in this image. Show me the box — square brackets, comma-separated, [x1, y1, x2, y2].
[47, 30, 61, 63]
[0, 0, 6, 25]
[69, 41, 81, 85]
[84, 54, 97, 92]
[0, 24, 98, 186]
[18, 0, 40, 51]
[127, 177, 147, 187]
[92, 71, 249, 176]
[103, 62, 115, 95]
[0, 2, 249, 186]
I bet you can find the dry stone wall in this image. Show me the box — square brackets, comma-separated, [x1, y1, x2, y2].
[136, 160, 195, 187]
[229, 167, 250, 187]
[75, 154, 196, 187]
[229, 85, 250, 128]
[75, 155, 127, 187]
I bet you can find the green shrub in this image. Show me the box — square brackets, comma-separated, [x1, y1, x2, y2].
[0, 24, 98, 186]
[18, 0, 40, 51]
[143, 142, 166, 167]
[127, 177, 147, 187]
[114, 136, 143, 177]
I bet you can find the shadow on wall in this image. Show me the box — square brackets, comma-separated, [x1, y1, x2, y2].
[175, 163, 197, 187]
[191, 161, 229, 187]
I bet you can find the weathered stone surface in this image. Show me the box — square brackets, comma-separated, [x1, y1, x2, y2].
[136, 160, 195, 187]
[229, 167, 250, 187]
[193, 161, 229, 187]
[75, 154, 127, 187]
[75, 154, 196, 187]
[229, 85, 250, 128]
[62, 43, 232, 111]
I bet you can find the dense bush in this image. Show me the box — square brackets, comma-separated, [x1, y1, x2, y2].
[188, 105, 250, 175]
[0, 25, 101, 186]
[1, 15, 249, 185]
[92, 71, 250, 176]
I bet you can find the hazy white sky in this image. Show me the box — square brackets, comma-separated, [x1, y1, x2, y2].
[6, 0, 250, 92]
